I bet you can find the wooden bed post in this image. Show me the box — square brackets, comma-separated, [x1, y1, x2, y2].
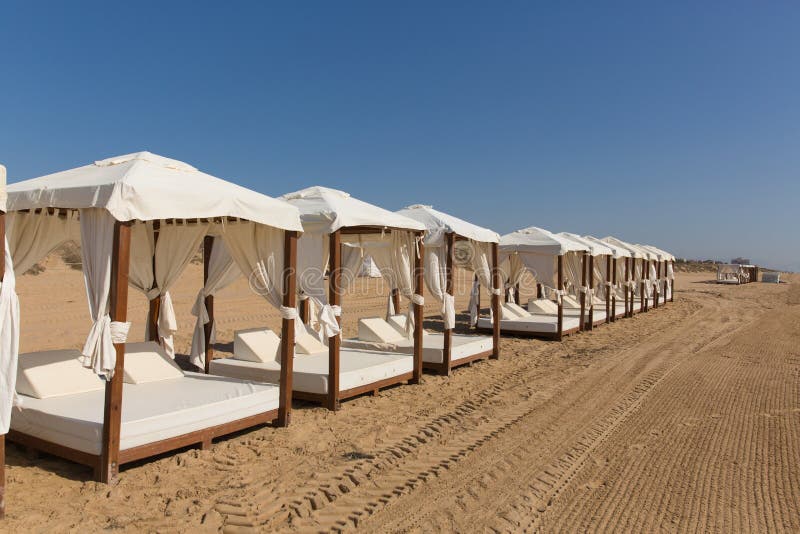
[0, 211, 5, 519]
[579, 252, 587, 332]
[100, 219, 132, 484]
[278, 230, 298, 427]
[653, 260, 660, 309]
[537, 283, 543, 299]
[299, 298, 310, 325]
[442, 232, 455, 375]
[146, 220, 160, 342]
[202, 236, 214, 374]
[671, 261, 675, 302]
[557, 255, 564, 341]
[411, 231, 424, 383]
[587, 253, 595, 331]
[490, 242, 501, 358]
[608, 256, 614, 323]
[640, 258, 646, 314]
[391, 288, 401, 315]
[327, 230, 341, 411]
[473, 274, 480, 330]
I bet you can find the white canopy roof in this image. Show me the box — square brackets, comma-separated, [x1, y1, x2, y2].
[583, 235, 631, 259]
[500, 226, 588, 256]
[395, 204, 499, 246]
[640, 244, 675, 261]
[601, 236, 647, 259]
[637, 244, 666, 261]
[558, 232, 613, 257]
[6, 152, 303, 232]
[280, 186, 425, 234]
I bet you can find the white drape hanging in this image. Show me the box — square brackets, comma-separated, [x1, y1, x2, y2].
[189, 237, 242, 368]
[468, 242, 498, 325]
[151, 222, 210, 358]
[79, 208, 130, 379]
[563, 252, 584, 298]
[222, 221, 299, 337]
[0, 239, 20, 434]
[422, 243, 455, 330]
[362, 231, 419, 336]
[634, 260, 644, 296]
[647, 262, 658, 298]
[6, 210, 80, 275]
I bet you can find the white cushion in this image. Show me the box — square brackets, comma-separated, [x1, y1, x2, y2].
[528, 298, 559, 314]
[295, 328, 327, 355]
[504, 302, 530, 317]
[234, 328, 282, 363]
[500, 302, 528, 320]
[387, 314, 408, 335]
[358, 317, 405, 344]
[16, 349, 105, 399]
[123, 342, 184, 384]
[562, 295, 582, 309]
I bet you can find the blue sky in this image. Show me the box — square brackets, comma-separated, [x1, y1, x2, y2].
[1, 1, 798, 270]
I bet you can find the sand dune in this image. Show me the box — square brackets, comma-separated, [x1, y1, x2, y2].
[2, 261, 798, 532]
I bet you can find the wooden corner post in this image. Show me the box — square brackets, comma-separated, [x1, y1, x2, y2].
[327, 230, 341, 411]
[100, 219, 132, 484]
[146, 220, 160, 342]
[412, 231, 424, 383]
[640, 258, 646, 314]
[278, 230, 298, 427]
[557, 255, 564, 341]
[442, 232, 455, 375]
[671, 261, 675, 302]
[609, 256, 615, 322]
[588, 253, 595, 330]
[579, 252, 587, 331]
[491, 242, 501, 359]
[202, 236, 214, 374]
[473, 274, 480, 330]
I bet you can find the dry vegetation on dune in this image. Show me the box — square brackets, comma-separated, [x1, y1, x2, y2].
[2, 260, 798, 532]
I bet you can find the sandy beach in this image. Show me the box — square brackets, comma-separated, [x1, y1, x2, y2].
[2, 257, 797, 532]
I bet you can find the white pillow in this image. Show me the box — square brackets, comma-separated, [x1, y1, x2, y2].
[295, 328, 327, 355]
[528, 298, 559, 314]
[123, 342, 184, 384]
[562, 295, 582, 309]
[234, 328, 282, 363]
[358, 317, 405, 343]
[504, 302, 530, 317]
[387, 314, 408, 335]
[501, 303, 526, 319]
[16, 349, 105, 399]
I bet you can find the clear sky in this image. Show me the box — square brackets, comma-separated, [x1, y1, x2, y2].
[1, 1, 798, 270]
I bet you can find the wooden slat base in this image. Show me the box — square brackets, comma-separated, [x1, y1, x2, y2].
[476, 326, 581, 340]
[6, 409, 278, 482]
[423, 349, 493, 375]
[292, 372, 415, 405]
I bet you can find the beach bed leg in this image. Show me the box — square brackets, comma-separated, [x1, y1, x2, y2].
[100, 220, 132, 484]
[491, 243, 501, 358]
[278, 230, 298, 426]
[412, 231, 425, 383]
[442, 233, 454, 375]
[328, 230, 342, 411]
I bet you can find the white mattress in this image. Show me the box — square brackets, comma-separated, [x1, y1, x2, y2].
[10, 372, 280, 456]
[343, 333, 493, 365]
[477, 314, 581, 334]
[210, 349, 413, 395]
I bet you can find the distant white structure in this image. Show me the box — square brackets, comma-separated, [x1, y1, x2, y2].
[762, 272, 781, 283]
[717, 264, 745, 284]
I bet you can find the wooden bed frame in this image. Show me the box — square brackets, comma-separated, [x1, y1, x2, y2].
[4, 216, 300, 493]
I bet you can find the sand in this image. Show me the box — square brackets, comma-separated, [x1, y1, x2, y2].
[2, 257, 798, 532]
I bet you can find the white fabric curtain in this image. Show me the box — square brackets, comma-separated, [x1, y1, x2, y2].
[128, 221, 156, 299]
[79, 208, 130, 379]
[222, 222, 299, 338]
[614, 258, 627, 299]
[563, 252, 584, 298]
[362, 231, 419, 336]
[6, 210, 80, 275]
[0, 239, 20, 434]
[468, 242, 498, 326]
[422, 242, 455, 330]
[634, 260, 644, 296]
[647, 262, 658, 298]
[151, 222, 210, 357]
[189, 237, 242, 368]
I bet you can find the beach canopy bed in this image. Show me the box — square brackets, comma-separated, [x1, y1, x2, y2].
[582, 235, 633, 320]
[717, 263, 745, 284]
[601, 237, 652, 314]
[385, 204, 502, 375]
[556, 233, 615, 329]
[0, 164, 20, 519]
[2, 152, 303, 485]
[490, 226, 590, 340]
[211, 186, 427, 411]
[638, 244, 675, 304]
